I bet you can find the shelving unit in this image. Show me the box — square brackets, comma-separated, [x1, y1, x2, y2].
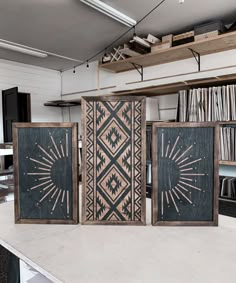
[0, 169, 13, 177]
[146, 123, 152, 199]
[218, 121, 236, 216]
[219, 178, 236, 214]
[100, 31, 236, 73]
[44, 99, 81, 107]
[0, 146, 14, 203]
[219, 197, 236, 217]
[102, 41, 236, 217]
[142, 83, 236, 216]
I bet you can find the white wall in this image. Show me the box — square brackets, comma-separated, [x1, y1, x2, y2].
[61, 105, 82, 135]
[61, 49, 236, 124]
[62, 61, 98, 97]
[62, 49, 236, 98]
[0, 59, 62, 143]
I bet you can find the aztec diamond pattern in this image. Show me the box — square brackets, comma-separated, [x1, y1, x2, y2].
[83, 99, 145, 224]
[99, 119, 129, 155]
[98, 165, 129, 202]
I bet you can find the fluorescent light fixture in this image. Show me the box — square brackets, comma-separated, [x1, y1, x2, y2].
[80, 0, 136, 27]
[0, 41, 48, 58]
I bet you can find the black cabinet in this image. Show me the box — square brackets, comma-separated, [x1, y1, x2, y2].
[0, 245, 20, 283]
[2, 87, 31, 168]
[2, 87, 31, 142]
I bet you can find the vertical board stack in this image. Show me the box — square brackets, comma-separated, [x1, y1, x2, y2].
[177, 84, 236, 122]
[219, 122, 236, 217]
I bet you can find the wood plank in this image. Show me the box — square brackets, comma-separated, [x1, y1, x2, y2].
[113, 82, 188, 97]
[111, 75, 236, 97]
[44, 99, 81, 107]
[217, 74, 236, 81]
[218, 121, 236, 125]
[0, 189, 14, 198]
[0, 178, 14, 188]
[100, 31, 236, 73]
[219, 160, 236, 165]
[0, 169, 13, 176]
[219, 197, 236, 203]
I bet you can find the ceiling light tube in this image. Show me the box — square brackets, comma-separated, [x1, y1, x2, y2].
[0, 41, 48, 58]
[80, 0, 136, 27]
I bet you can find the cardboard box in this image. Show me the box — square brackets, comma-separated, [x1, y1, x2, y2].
[194, 21, 226, 35]
[151, 41, 172, 52]
[194, 30, 220, 41]
[173, 31, 194, 41]
[146, 34, 161, 44]
[162, 34, 173, 43]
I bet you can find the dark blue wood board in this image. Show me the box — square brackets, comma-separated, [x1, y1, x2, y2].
[155, 126, 216, 223]
[17, 127, 73, 220]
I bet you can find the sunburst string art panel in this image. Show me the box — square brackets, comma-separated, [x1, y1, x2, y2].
[152, 123, 219, 226]
[13, 123, 78, 224]
[82, 97, 146, 225]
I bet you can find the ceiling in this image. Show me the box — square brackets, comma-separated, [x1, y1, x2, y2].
[0, 0, 235, 71]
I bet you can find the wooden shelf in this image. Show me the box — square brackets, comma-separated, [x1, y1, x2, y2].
[0, 189, 14, 198]
[219, 160, 236, 166]
[100, 31, 236, 73]
[111, 74, 236, 97]
[219, 197, 236, 203]
[113, 82, 188, 96]
[0, 181, 14, 191]
[219, 121, 236, 125]
[44, 99, 81, 107]
[0, 169, 13, 176]
[0, 143, 13, 149]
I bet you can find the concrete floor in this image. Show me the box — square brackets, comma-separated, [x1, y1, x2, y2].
[20, 260, 53, 283]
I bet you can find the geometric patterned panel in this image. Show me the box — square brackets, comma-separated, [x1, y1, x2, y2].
[82, 97, 146, 225]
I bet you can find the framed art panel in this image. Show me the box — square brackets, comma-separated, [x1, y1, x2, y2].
[82, 96, 146, 225]
[13, 123, 78, 224]
[152, 122, 219, 226]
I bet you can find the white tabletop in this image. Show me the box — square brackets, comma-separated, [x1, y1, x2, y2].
[0, 200, 236, 283]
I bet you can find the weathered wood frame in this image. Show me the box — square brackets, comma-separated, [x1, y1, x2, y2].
[13, 122, 79, 224]
[82, 96, 146, 225]
[152, 122, 219, 226]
